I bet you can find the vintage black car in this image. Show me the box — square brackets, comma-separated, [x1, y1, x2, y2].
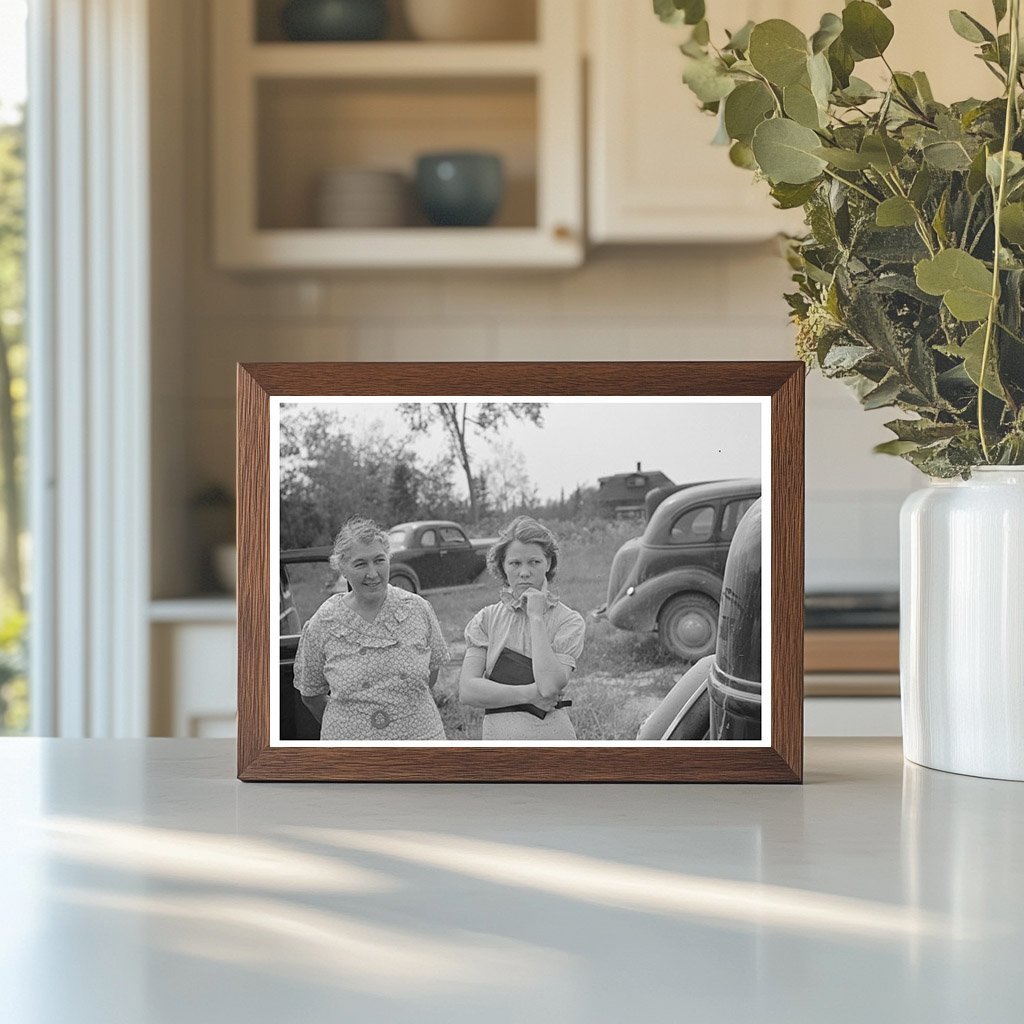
[637, 499, 762, 741]
[600, 478, 760, 661]
[386, 520, 494, 593]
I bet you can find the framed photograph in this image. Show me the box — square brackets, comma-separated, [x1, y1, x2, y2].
[237, 362, 803, 782]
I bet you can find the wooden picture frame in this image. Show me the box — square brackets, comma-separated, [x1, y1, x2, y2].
[237, 362, 804, 782]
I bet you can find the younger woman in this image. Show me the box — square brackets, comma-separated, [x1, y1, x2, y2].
[459, 516, 585, 740]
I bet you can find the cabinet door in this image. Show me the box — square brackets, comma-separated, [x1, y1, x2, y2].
[588, 0, 812, 243]
[588, 0, 995, 244]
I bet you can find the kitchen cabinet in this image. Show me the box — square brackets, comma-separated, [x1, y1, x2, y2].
[211, 0, 583, 268]
[586, 0, 999, 244]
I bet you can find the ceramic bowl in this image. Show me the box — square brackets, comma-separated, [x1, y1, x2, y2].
[414, 152, 504, 227]
[281, 0, 388, 42]
[403, 0, 534, 42]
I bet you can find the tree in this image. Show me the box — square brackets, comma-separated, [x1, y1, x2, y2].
[386, 460, 419, 524]
[399, 403, 545, 522]
[0, 112, 25, 609]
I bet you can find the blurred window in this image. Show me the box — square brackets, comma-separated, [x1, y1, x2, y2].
[670, 505, 715, 544]
[721, 497, 757, 540]
[0, 0, 28, 735]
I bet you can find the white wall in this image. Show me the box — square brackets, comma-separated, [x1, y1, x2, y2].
[152, 0, 920, 598]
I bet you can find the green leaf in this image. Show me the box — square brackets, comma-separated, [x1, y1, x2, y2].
[810, 13, 843, 54]
[723, 81, 775, 144]
[770, 180, 820, 209]
[813, 146, 872, 170]
[912, 71, 935, 104]
[915, 250, 994, 322]
[908, 164, 933, 205]
[862, 374, 903, 409]
[751, 118, 828, 184]
[922, 140, 972, 171]
[842, 1, 894, 59]
[986, 150, 1024, 191]
[948, 10, 994, 44]
[729, 140, 757, 169]
[967, 144, 991, 194]
[653, 0, 705, 26]
[723, 20, 755, 53]
[784, 80, 824, 129]
[940, 325, 1006, 398]
[748, 20, 809, 87]
[876, 197, 918, 228]
[932, 190, 950, 247]
[860, 133, 904, 173]
[1000, 203, 1024, 245]
[884, 418, 963, 443]
[807, 51, 833, 110]
[682, 57, 736, 104]
[827, 35, 855, 89]
[835, 77, 879, 106]
[874, 439, 921, 455]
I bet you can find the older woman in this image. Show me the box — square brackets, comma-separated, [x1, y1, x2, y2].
[459, 516, 585, 741]
[293, 517, 449, 741]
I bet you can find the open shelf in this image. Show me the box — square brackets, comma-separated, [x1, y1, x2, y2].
[253, 0, 539, 45]
[212, 0, 581, 268]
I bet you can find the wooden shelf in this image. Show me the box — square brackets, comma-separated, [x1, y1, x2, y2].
[805, 629, 900, 675]
[249, 42, 544, 78]
[217, 226, 580, 270]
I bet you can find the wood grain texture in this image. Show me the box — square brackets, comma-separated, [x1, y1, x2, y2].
[805, 629, 899, 674]
[236, 361, 805, 783]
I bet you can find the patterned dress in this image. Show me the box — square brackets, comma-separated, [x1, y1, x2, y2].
[294, 585, 449, 741]
[464, 593, 586, 741]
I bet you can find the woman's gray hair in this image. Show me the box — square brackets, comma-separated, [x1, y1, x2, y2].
[330, 516, 390, 573]
[486, 516, 559, 585]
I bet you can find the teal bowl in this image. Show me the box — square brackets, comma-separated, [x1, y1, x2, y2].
[415, 153, 505, 228]
[281, 0, 388, 42]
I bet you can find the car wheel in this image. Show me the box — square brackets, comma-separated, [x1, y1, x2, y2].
[658, 593, 719, 663]
[389, 570, 418, 594]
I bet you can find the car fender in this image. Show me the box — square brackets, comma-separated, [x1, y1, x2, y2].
[636, 655, 714, 740]
[388, 559, 421, 590]
[606, 565, 723, 633]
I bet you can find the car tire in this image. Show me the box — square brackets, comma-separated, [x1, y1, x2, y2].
[389, 569, 419, 594]
[658, 593, 719, 663]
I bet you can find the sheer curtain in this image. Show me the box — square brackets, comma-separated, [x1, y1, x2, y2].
[28, 0, 150, 736]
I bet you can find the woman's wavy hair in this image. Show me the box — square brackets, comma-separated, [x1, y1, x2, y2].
[486, 516, 559, 586]
[329, 516, 390, 574]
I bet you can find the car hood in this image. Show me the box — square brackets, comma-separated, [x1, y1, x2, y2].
[606, 535, 643, 607]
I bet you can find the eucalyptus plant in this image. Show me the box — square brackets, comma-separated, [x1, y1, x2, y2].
[657, 0, 1024, 475]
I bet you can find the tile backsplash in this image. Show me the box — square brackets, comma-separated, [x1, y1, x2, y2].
[179, 246, 917, 594]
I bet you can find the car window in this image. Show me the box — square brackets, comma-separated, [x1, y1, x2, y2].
[670, 505, 715, 544]
[420, 529, 437, 547]
[721, 497, 757, 540]
[281, 561, 346, 633]
[439, 527, 468, 545]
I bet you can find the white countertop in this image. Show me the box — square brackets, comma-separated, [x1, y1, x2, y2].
[1, 738, 1020, 1023]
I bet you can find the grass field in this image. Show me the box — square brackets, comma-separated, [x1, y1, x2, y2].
[425, 520, 683, 741]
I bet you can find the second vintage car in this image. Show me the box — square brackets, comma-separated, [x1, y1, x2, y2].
[599, 478, 760, 662]
[386, 520, 494, 592]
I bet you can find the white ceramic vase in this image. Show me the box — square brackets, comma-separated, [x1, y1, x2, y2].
[900, 466, 1024, 781]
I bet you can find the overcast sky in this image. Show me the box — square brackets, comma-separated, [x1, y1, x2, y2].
[0, 1, 26, 123]
[281, 398, 763, 501]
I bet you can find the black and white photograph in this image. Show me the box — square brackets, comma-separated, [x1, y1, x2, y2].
[270, 396, 770, 746]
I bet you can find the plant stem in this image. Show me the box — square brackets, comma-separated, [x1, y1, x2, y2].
[884, 171, 938, 255]
[822, 167, 880, 204]
[979, 0, 1020, 462]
